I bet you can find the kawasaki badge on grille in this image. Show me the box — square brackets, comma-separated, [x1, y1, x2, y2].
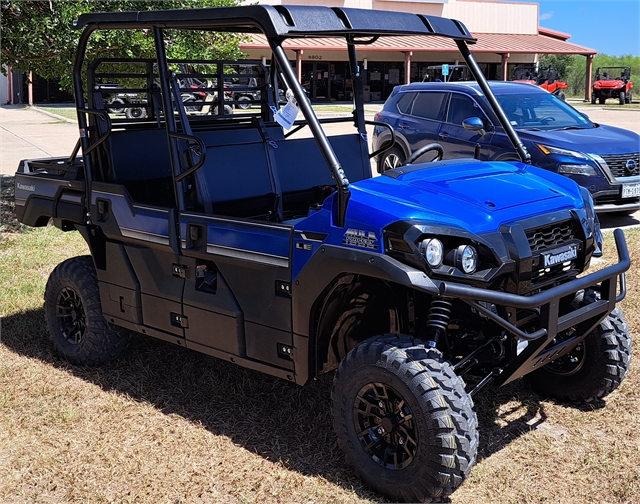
[542, 244, 578, 267]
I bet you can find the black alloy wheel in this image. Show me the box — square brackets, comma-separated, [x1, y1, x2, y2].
[332, 334, 478, 503]
[56, 287, 87, 345]
[353, 381, 418, 470]
[45, 256, 132, 366]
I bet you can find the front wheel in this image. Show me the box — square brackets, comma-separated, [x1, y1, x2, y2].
[556, 91, 566, 101]
[331, 335, 478, 503]
[619, 91, 626, 105]
[44, 256, 132, 366]
[591, 93, 597, 105]
[524, 292, 631, 403]
[378, 146, 405, 173]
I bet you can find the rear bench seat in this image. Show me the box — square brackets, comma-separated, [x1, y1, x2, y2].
[104, 123, 371, 220]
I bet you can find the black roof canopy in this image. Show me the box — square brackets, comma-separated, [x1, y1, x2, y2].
[74, 4, 475, 42]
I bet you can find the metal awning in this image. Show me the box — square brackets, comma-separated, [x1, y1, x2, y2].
[242, 31, 596, 56]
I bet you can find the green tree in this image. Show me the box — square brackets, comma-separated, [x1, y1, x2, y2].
[0, 0, 245, 93]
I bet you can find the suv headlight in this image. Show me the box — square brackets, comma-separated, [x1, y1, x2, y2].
[536, 144, 598, 176]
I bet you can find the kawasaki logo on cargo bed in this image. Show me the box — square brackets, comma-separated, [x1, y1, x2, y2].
[543, 245, 578, 267]
[17, 182, 36, 192]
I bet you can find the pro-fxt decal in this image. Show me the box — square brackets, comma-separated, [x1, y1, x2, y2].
[342, 228, 378, 249]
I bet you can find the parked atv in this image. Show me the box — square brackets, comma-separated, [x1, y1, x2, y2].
[14, 5, 631, 503]
[592, 66, 634, 105]
[512, 65, 568, 100]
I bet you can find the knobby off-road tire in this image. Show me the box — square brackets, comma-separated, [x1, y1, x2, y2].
[44, 256, 132, 366]
[524, 291, 631, 403]
[331, 335, 478, 503]
[619, 91, 626, 105]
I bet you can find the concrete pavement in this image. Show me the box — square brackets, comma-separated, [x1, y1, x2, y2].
[1, 106, 78, 176]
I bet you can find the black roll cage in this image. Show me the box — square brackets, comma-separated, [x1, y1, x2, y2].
[72, 5, 531, 227]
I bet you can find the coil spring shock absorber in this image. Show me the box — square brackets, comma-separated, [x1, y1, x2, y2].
[426, 297, 452, 347]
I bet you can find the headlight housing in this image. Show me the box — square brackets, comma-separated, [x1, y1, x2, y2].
[419, 238, 443, 267]
[536, 144, 599, 176]
[456, 244, 478, 274]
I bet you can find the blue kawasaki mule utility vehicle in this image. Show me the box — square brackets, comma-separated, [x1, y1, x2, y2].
[14, 6, 631, 502]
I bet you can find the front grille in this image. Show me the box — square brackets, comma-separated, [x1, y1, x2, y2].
[525, 220, 580, 287]
[525, 221, 576, 252]
[600, 152, 640, 179]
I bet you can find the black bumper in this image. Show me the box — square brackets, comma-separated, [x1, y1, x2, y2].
[424, 229, 630, 385]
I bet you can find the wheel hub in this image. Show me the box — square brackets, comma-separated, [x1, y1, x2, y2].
[353, 382, 418, 470]
[56, 287, 86, 345]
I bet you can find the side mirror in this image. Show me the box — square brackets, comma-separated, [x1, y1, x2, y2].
[462, 117, 486, 137]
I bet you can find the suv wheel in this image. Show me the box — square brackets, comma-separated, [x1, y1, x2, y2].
[44, 256, 132, 366]
[524, 290, 631, 403]
[331, 335, 478, 503]
[378, 146, 405, 173]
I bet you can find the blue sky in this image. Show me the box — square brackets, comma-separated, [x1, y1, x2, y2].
[507, 0, 640, 56]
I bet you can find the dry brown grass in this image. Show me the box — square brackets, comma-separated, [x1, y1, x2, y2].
[1, 182, 639, 503]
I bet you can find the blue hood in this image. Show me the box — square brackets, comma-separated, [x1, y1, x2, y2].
[519, 123, 640, 155]
[344, 159, 584, 235]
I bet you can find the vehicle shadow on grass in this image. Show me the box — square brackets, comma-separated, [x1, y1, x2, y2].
[1, 308, 605, 500]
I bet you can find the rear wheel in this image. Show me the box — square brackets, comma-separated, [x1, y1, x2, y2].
[378, 146, 405, 173]
[44, 256, 132, 366]
[524, 290, 631, 403]
[125, 106, 147, 119]
[627, 90, 633, 104]
[106, 98, 125, 114]
[619, 91, 626, 105]
[332, 335, 478, 503]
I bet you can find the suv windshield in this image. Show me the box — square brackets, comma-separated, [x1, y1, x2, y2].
[494, 93, 595, 131]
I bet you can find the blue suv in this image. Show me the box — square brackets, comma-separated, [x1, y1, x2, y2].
[373, 81, 640, 214]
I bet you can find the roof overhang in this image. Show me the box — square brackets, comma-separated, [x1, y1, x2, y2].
[242, 31, 596, 56]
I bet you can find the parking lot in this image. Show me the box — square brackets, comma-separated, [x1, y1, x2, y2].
[1, 102, 638, 228]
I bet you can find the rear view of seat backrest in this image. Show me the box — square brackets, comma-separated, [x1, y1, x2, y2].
[193, 126, 285, 215]
[105, 128, 175, 206]
[275, 133, 371, 194]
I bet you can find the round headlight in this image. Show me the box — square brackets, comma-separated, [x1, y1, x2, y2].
[420, 238, 443, 267]
[457, 244, 478, 274]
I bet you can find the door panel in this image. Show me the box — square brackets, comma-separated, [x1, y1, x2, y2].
[179, 212, 294, 361]
[439, 93, 493, 159]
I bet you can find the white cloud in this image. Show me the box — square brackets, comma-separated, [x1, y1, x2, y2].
[540, 11, 555, 21]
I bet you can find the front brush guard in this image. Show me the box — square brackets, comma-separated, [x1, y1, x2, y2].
[427, 229, 630, 386]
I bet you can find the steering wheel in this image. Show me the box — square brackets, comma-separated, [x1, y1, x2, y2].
[404, 143, 444, 166]
[538, 116, 556, 123]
